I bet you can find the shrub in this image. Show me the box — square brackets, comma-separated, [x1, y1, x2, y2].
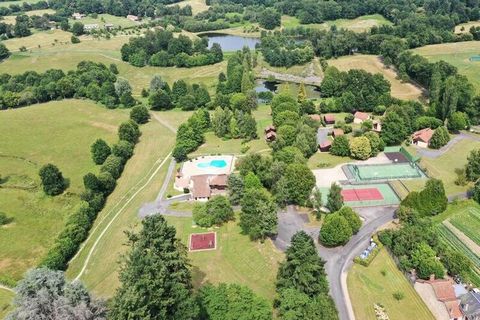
[71, 35, 80, 44]
[349, 136, 372, 160]
[337, 207, 362, 234]
[319, 213, 352, 247]
[0, 212, 12, 225]
[129, 105, 150, 124]
[330, 135, 350, 157]
[91, 138, 111, 165]
[100, 155, 124, 179]
[38, 164, 67, 196]
[393, 291, 405, 301]
[344, 114, 354, 123]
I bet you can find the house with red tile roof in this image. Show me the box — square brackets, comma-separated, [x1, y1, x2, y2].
[412, 128, 434, 148]
[354, 111, 370, 124]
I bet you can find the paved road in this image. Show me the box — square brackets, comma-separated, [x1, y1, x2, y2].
[416, 132, 480, 158]
[274, 205, 396, 320]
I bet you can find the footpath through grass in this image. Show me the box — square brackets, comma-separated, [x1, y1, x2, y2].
[66, 116, 176, 297]
[0, 100, 127, 283]
[348, 249, 435, 320]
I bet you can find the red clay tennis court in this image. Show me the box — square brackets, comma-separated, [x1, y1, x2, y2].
[341, 188, 384, 202]
[189, 232, 216, 251]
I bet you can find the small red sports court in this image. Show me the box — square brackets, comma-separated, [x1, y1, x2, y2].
[341, 188, 384, 202]
[189, 232, 216, 251]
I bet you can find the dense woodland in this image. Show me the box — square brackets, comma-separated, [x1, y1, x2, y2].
[121, 29, 223, 68]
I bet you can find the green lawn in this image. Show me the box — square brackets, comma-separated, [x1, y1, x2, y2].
[406, 138, 480, 195]
[281, 14, 392, 33]
[0, 0, 42, 7]
[307, 151, 351, 169]
[0, 99, 127, 283]
[348, 249, 435, 320]
[413, 41, 480, 93]
[0, 288, 14, 319]
[166, 215, 283, 301]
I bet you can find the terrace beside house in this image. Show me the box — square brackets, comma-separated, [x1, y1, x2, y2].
[174, 155, 235, 201]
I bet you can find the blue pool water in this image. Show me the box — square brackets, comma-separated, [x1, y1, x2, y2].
[197, 159, 227, 169]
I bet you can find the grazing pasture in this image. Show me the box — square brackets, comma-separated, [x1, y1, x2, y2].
[348, 249, 435, 320]
[0, 35, 225, 95]
[328, 55, 424, 101]
[281, 14, 393, 33]
[0, 100, 127, 282]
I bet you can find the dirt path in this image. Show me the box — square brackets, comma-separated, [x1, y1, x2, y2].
[443, 220, 480, 256]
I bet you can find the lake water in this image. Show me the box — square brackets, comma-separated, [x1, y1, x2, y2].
[200, 32, 260, 51]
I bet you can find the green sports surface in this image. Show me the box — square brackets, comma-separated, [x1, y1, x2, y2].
[320, 183, 400, 207]
[347, 163, 425, 181]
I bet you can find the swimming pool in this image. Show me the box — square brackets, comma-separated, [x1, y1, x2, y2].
[197, 159, 227, 169]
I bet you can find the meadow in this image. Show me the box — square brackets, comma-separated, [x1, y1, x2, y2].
[413, 41, 480, 92]
[0, 32, 225, 95]
[347, 249, 435, 320]
[0, 100, 127, 282]
[168, 0, 209, 15]
[328, 55, 424, 101]
[2, 9, 56, 25]
[281, 14, 392, 33]
[0, 0, 42, 7]
[449, 206, 480, 246]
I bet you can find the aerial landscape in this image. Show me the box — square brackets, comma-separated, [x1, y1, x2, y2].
[1, 0, 480, 319]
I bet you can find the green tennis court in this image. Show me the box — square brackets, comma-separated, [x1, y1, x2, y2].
[347, 163, 425, 182]
[319, 183, 400, 207]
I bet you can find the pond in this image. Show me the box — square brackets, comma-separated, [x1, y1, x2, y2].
[199, 32, 260, 51]
[255, 80, 321, 99]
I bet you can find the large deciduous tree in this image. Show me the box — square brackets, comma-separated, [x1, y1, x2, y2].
[240, 188, 277, 241]
[90, 138, 111, 165]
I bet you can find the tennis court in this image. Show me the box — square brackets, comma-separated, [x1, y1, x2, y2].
[346, 162, 425, 182]
[320, 183, 400, 207]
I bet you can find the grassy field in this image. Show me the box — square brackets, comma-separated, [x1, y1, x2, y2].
[281, 14, 392, 33]
[348, 249, 435, 320]
[0, 33, 225, 95]
[2, 9, 56, 25]
[0, 0, 42, 7]
[328, 55, 424, 100]
[68, 14, 140, 29]
[167, 215, 283, 301]
[169, 0, 209, 15]
[455, 21, 480, 33]
[413, 41, 480, 92]
[0, 289, 14, 319]
[406, 138, 480, 195]
[2, 29, 73, 52]
[0, 100, 127, 282]
[255, 55, 323, 78]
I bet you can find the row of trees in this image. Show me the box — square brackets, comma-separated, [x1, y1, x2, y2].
[121, 29, 223, 68]
[40, 117, 144, 270]
[0, 61, 136, 110]
[173, 109, 210, 161]
[330, 132, 385, 160]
